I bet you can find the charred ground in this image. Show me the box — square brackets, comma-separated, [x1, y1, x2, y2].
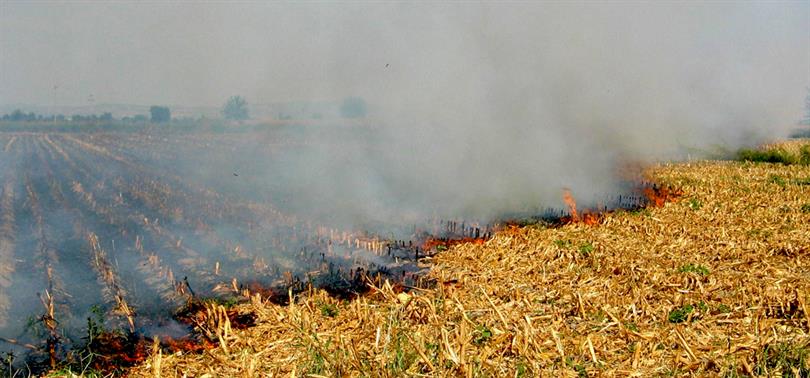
[116, 139, 810, 377]
[0, 127, 667, 375]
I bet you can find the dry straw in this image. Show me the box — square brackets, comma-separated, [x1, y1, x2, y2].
[124, 141, 810, 377]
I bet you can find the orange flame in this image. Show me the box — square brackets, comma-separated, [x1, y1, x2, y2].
[642, 185, 683, 207]
[581, 212, 600, 225]
[563, 188, 578, 222]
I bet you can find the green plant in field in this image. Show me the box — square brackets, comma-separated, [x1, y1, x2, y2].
[737, 144, 810, 166]
[801, 204, 810, 214]
[84, 304, 105, 346]
[688, 198, 702, 210]
[565, 357, 589, 377]
[624, 322, 639, 332]
[301, 333, 331, 374]
[473, 324, 493, 345]
[678, 264, 710, 276]
[515, 359, 529, 377]
[716, 304, 732, 314]
[425, 342, 439, 365]
[738, 148, 799, 165]
[753, 342, 810, 377]
[206, 296, 240, 309]
[306, 346, 327, 374]
[386, 333, 416, 374]
[37, 304, 110, 378]
[800, 145, 810, 165]
[768, 175, 787, 187]
[554, 239, 573, 249]
[319, 302, 339, 318]
[579, 242, 594, 256]
[575, 364, 588, 378]
[668, 304, 694, 323]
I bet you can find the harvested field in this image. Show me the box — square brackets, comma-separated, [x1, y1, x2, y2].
[126, 141, 810, 377]
[6, 128, 666, 375]
[0, 129, 457, 374]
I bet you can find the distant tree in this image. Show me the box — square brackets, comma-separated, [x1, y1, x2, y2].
[9, 109, 25, 121]
[132, 114, 148, 123]
[150, 106, 171, 123]
[100, 112, 113, 121]
[222, 96, 249, 121]
[340, 97, 367, 119]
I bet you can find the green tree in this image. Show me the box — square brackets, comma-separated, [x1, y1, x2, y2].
[9, 109, 25, 121]
[149, 106, 171, 123]
[222, 96, 249, 121]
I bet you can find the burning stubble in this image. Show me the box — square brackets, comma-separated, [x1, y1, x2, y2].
[0, 2, 807, 372]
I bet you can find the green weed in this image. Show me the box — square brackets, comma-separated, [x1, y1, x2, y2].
[319, 302, 339, 318]
[516, 359, 529, 377]
[554, 239, 573, 249]
[565, 357, 589, 377]
[753, 342, 810, 377]
[579, 242, 594, 256]
[473, 325, 492, 345]
[678, 264, 710, 276]
[769, 175, 787, 187]
[738, 148, 799, 165]
[386, 333, 417, 374]
[668, 304, 694, 323]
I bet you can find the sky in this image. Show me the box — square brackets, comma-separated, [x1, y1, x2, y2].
[1, 2, 808, 110]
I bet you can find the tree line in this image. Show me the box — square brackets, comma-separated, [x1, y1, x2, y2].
[1, 96, 251, 124]
[0, 95, 373, 125]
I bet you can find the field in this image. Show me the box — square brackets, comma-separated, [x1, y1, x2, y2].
[0, 128, 808, 376]
[0, 128, 471, 374]
[114, 139, 809, 377]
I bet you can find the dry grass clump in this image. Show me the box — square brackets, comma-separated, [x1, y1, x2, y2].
[122, 142, 810, 377]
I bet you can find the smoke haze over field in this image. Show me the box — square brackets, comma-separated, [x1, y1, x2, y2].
[1, 1, 809, 218]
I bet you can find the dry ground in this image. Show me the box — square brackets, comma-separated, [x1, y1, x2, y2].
[113, 141, 810, 377]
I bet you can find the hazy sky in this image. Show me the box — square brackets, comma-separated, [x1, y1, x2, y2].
[1, 2, 808, 109]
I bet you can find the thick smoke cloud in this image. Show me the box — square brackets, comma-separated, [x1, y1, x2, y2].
[1, 2, 809, 223]
[257, 3, 810, 223]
